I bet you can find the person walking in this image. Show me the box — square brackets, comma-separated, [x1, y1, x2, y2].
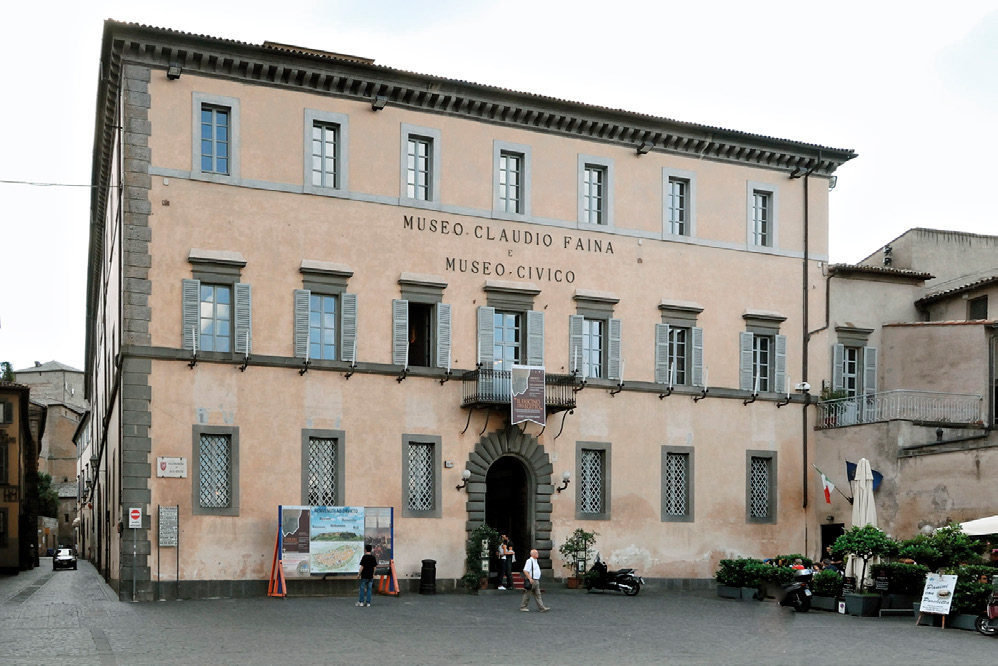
[498, 535, 514, 590]
[357, 544, 377, 607]
[520, 548, 549, 612]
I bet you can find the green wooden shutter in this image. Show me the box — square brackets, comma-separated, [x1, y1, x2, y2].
[294, 289, 310, 359]
[182, 278, 200, 352]
[234, 283, 252, 355]
[436, 303, 451, 370]
[569, 315, 585, 374]
[739, 331, 754, 391]
[341, 293, 357, 363]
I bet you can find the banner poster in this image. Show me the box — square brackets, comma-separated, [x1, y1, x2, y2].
[280, 505, 311, 579]
[511, 365, 546, 426]
[310, 506, 366, 575]
[365, 507, 394, 567]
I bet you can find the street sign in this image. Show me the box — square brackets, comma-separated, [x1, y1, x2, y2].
[128, 507, 142, 528]
[159, 506, 178, 547]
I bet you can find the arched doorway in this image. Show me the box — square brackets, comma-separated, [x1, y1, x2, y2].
[486, 456, 530, 566]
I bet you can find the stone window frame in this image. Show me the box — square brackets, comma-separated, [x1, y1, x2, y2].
[745, 449, 777, 524]
[191, 425, 240, 517]
[191, 92, 241, 185]
[400, 123, 442, 208]
[662, 167, 697, 238]
[493, 140, 532, 219]
[575, 440, 611, 521]
[401, 434, 442, 518]
[395, 273, 450, 370]
[570, 290, 620, 380]
[661, 445, 694, 523]
[300, 428, 346, 506]
[184, 249, 249, 359]
[657, 299, 705, 387]
[577, 154, 615, 230]
[303, 109, 350, 195]
[295, 260, 356, 364]
[746, 180, 779, 249]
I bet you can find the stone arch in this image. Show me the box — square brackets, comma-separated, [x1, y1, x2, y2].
[464, 425, 554, 570]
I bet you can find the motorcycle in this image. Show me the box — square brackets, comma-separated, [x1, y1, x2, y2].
[975, 575, 998, 636]
[585, 554, 644, 596]
[777, 567, 813, 612]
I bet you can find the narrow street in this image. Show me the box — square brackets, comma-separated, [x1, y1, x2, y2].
[2, 559, 995, 665]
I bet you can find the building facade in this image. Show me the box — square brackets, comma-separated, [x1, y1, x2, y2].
[813, 229, 997, 547]
[0, 382, 40, 573]
[85, 20, 855, 600]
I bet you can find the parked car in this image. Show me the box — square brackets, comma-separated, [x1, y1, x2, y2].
[53, 548, 77, 571]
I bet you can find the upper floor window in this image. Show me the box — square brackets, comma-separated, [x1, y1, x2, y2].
[303, 110, 349, 194]
[578, 155, 614, 228]
[667, 178, 687, 235]
[199, 284, 232, 353]
[656, 300, 704, 387]
[969, 295, 989, 320]
[311, 123, 339, 188]
[740, 311, 787, 394]
[0, 400, 12, 424]
[569, 291, 621, 381]
[192, 93, 240, 183]
[400, 124, 441, 204]
[294, 260, 356, 363]
[493, 141, 532, 218]
[183, 249, 251, 357]
[832, 329, 877, 399]
[393, 274, 451, 370]
[746, 182, 778, 248]
[0, 441, 8, 484]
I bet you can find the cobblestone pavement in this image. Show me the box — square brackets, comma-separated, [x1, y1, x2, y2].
[3, 560, 997, 665]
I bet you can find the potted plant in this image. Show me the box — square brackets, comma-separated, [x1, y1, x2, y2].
[943, 564, 995, 631]
[833, 525, 896, 616]
[812, 569, 844, 611]
[870, 561, 929, 609]
[558, 528, 597, 587]
[742, 561, 770, 600]
[462, 524, 500, 593]
[897, 523, 985, 572]
[715, 558, 760, 599]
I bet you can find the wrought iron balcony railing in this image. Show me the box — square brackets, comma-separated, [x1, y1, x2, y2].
[461, 368, 576, 412]
[815, 390, 983, 429]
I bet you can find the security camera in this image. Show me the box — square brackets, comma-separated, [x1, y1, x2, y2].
[795, 382, 811, 392]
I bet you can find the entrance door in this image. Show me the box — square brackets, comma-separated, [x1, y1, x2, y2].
[485, 456, 530, 572]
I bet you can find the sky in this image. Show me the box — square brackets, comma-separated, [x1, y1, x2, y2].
[1, 0, 996, 373]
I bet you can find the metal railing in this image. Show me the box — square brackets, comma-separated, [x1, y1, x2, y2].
[461, 368, 576, 411]
[815, 390, 983, 429]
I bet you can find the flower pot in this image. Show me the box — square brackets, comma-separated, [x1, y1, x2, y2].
[811, 595, 838, 611]
[844, 592, 881, 617]
[566, 577, 580, 589]
[948, 614, 979, 631]
[717, 585, 741, 599]
[741, 587, 760, 600]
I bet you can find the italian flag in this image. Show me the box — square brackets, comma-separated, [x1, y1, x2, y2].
[815, 467, 834, 504]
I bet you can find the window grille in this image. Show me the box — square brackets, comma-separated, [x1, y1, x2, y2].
[665, 453, 688, 516]
[580, 449, 604, 514]
[307, 437, 337, 506]
[407, 442, 434, 511]
[749, 457, 770, 518]
[199, 434, 231, 508]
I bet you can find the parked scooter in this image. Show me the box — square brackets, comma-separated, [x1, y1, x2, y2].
[778, 567, 813, 612]
[974, 575, 998, 636]
[585, 554, 644, 596]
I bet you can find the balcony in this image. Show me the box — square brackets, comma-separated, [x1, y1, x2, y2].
[461, 368, 577, 413]
[815, 390, 984, 429]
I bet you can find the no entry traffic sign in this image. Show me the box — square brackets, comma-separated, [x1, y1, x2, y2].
[128, 507, 142, 528]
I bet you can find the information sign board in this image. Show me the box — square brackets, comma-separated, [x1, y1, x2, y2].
[159, 506, 178, 547]
[918, 573, 958, 615]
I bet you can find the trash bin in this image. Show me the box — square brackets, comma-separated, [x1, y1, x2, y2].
[419, 559, 436, 595]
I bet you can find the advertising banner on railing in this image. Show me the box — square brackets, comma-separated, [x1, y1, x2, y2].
[279, 505, 394, 579]
[511, 365, 545, 425]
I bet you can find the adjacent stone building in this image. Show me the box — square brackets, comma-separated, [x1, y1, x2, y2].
[0, 381, 40, 573]
[85, 20, 857, 600]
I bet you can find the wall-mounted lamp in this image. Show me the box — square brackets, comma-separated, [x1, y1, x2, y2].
[456, 469, 471, 491]
[556, 471, 571, 493]
[636, 141, 653, 155]
[371, 95, 388, 111]
[166, 63, 182, 80]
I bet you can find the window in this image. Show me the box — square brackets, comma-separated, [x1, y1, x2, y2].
[493, 141, 531, 217]
[832, 335, 877, 423]
[581, 319, 604, 378]
[392, 274, 451, 370]
[311, 123, 338, 187]
[969, 296, 988, 320]
[303, 110, 350, 194]
[0, 508, 6, 547]
[746, 450, 777, 523]
[569, 291, 621, 381]
[740, 312, 787, 393]
[192, 93, 240, 183]
[477, 285, 544, 398]
[402, 435, 441, 518]
[301, 429, 345, 506]
[400, 124, 441, 204]
[294, 260, 357, 364]
[192, 425, 239, 516]
[183, 250, 251, 357]
[661, 446, 694, 522]
[0, 400, 11, 424]
[578, 155, 614, 228]
[0, 439, 8, 484]
[576, 441, 611, 520]
[746, 182, 778, 248]
[667, 178, 688, 235]
[656, 301, 704, 387]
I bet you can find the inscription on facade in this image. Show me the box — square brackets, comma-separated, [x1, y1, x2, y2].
[402, 215, 614, 255]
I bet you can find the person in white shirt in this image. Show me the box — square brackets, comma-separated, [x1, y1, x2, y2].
[520, 548, 550, 612]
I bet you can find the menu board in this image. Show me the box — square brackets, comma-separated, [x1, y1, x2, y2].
[918, 573, 958, 615]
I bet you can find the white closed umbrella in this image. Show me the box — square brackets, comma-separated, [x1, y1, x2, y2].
[846, 458, 878, 585]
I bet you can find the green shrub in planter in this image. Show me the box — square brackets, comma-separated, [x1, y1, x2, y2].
[897, 523, 985, 572]
[715, 558, 761, 587]
[943, 564, 998, 615]
[833, 525, 895, 591]
[869, 562, 929, 596]
[813, 569, 843, 598]
[742, 561, 771, 589]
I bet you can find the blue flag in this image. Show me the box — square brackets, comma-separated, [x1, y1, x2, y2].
[846, 461, 883, 492]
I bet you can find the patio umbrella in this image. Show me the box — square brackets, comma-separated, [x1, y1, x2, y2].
[959, 515, 998, 536]
[846, 458, 878, 585]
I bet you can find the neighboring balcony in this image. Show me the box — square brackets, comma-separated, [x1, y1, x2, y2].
[461, 368, 577, 412]
[815, 390, 984, 429]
